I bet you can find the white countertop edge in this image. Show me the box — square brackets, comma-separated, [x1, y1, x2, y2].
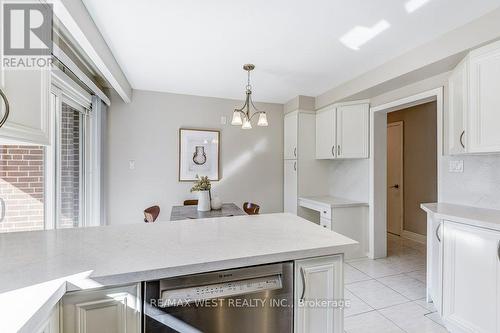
[421, 203, 500, 232]
[299, 196, 369, 208]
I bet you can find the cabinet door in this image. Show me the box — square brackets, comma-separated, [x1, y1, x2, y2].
[62, 284, 141, 333]
[295, 255, 343, 333]
[447, 57, 468, 155]
[315, 106, 336, 159]
[442, 221, 500, 333]
[0, 68, 51, 144]
[336, 103, 369, 159]
[284, 160, 298, 214]
[284, 112, 298, 160]
[427, 216, 443, 315]
[468, 40, 500, 153]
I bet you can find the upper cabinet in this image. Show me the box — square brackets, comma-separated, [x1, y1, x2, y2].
[315, 101, 369, 160]
[447, 40, 500, 155]
[284, 112, 298, 160]
[0, 67, 51, 145]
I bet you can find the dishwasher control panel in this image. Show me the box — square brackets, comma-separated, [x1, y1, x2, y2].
[160, 275, 282, 306]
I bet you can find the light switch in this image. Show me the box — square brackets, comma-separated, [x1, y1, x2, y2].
[129, 160, 136, 170]
[448, 160, 464, 173]
[220, 116, 227, 125]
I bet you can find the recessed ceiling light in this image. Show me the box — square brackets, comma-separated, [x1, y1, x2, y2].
[340, 20, 390, 51]
[405, 0, 431, 13]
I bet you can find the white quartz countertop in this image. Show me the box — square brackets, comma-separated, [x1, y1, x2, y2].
[299, 196, 369, 208]
[0, 213, 357, 332]
[421, 203, 500, 231]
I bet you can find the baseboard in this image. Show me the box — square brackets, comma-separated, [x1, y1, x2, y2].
[401, 230, 426, 245]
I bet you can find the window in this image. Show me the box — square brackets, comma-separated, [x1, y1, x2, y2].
[0, 144, 45, 233]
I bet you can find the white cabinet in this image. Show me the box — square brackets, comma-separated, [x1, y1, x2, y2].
[316, 106, 336, 159]
[468, 40, 500, 153]
[442, 221, 500, 333]
[294, 255, 344, 333]
[0, 68, 51, 144]
[284, 159, 298, 214]
[336, 104, 369, 159]
[315, 101, 369, 160]
[447, 57, 468, 155]
[446, 39, 500, 155]
[426, 215, 443, 315]
[284, 112, 298, 160]
[61, 284, 141, 333]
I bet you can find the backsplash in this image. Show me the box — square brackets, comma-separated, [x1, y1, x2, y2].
[328, 159, 370, 202]
[440, 154, 500, 210]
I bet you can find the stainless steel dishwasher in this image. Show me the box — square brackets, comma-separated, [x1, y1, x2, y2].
[144, 262, 293, 333]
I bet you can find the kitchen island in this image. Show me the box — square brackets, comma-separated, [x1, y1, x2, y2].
[0, 213, 357, 333]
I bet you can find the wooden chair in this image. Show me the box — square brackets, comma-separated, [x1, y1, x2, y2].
[243, 202, 260, 215]
[144, 205, 160, 223]
[183, 200, 198, 206]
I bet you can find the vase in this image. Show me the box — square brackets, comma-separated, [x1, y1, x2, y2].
[197, 190, 211, 211]
[211, 196, 222, 210]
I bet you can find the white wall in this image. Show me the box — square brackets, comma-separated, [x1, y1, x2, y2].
[106, 90, 284, 225]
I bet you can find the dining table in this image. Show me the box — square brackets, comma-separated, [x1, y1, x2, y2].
[170, 203, 247, 221]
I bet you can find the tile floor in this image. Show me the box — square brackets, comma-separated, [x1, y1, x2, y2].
[343, 234, 449, 333]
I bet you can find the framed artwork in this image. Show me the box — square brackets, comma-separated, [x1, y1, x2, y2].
[179, 128, 220, 181]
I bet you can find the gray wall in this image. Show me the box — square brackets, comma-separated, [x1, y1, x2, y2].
[106, 90, 284, 225]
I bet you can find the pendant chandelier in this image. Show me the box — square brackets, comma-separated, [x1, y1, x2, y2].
[231, 64, 268, 129]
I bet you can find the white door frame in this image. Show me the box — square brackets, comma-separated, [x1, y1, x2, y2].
[368, 87, 443, 259]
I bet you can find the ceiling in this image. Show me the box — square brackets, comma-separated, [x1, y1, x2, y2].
[82, 0, 500, 103]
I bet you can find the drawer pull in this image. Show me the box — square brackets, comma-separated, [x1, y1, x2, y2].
[459, 130, 465, 149]
[300, 267, 306, 301]
[436, 223, 442, 242]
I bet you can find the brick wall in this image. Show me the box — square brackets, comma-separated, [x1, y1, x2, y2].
[59, 103, 80, 228]
[0, 145, 44, 233]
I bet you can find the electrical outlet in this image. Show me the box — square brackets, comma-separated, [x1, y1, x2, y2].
[448, 160, 464, 173]
[129, 160, 136, 170]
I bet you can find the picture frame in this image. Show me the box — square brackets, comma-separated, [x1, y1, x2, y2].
[178, 128, 220, 181]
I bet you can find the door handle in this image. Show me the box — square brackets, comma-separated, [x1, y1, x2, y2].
[294, 147, 297, 157]
[436, 222, 442, 242]
[331, 145, 335, 157]
[0, 198, 5, 223]
[0, 88, 10, 128]
[300, 267, 306, 301]
[389, 184, 399, 189]
[459, 130, 465, 149]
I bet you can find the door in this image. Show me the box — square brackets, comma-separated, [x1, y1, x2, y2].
[295, 255, 343, 333]
[62, 284, 141, 333]
[442, 221, 500, 333]
[284, 112, 298, 160]
[284, 160, 298, 214]
[447, 57, 468, 155]
[387, 121, 403, 236]
[336, 103, 369, 159]
[468, 40, 500, 153]
[316, 106, 336, 159]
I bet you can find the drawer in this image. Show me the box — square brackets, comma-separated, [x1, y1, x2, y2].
[320, 217, 332, 229]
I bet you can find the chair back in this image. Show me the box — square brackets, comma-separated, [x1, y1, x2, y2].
[243, 202, 260, 215]
[183, 200, 198, 206]
[144, 205, 160, 223]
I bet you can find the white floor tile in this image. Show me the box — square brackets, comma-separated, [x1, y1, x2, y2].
[379, 302, 449, 333]
[414, 298, 437, 313]
[405, 269, 427, 283]
[344, 289, 374, 317]
[377, 274, 426, 300]
[346, 280, 410, 309]
[425, 312, 447, 328]
[345, 310, 404, 333]
[344, 263, 372, 284]
[347, 258, 403, 278]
